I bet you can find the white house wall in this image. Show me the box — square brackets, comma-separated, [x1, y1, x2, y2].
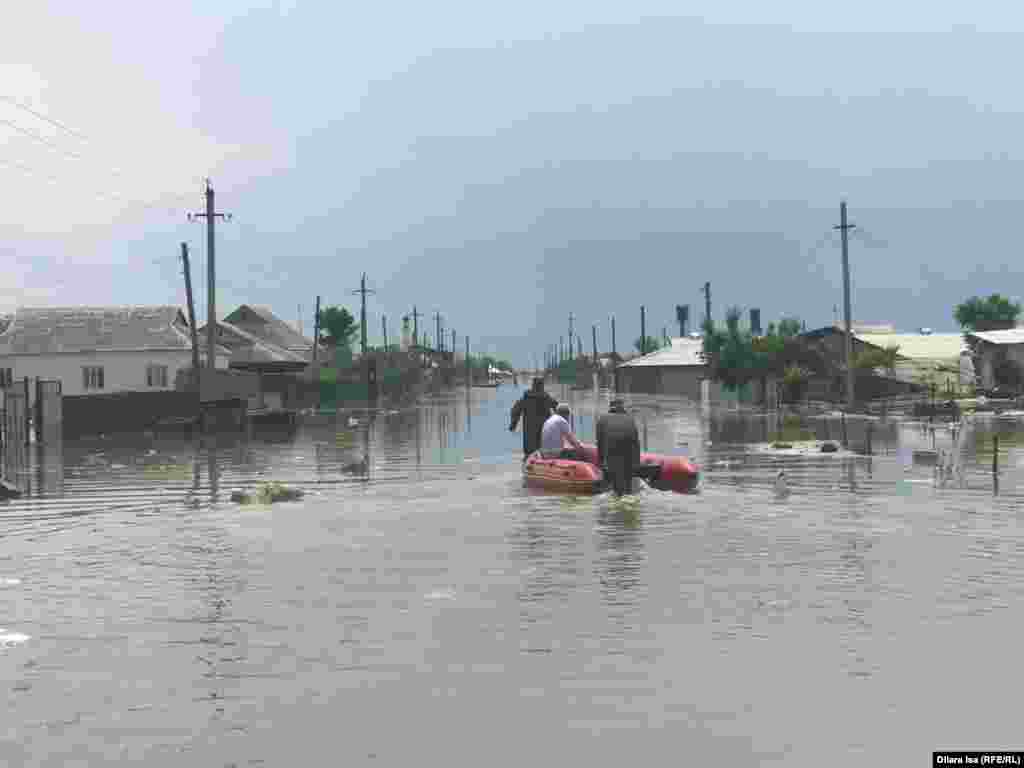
[0, 350, 229, 403]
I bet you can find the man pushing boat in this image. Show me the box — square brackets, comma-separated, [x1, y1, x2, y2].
[596, 398, 642, 496]
[509, 378, 559, 458]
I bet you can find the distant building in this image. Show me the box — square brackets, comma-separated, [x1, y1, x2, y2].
[0, 306, 230, 403]
[614, 337, 708, 400]
[964, 329, 1024, 390]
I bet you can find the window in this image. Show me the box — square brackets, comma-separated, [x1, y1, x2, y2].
[83, 366, 104, 390]
[146, 364, 168, 387]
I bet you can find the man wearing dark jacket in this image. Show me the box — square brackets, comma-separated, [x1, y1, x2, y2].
[510, 378, 558, 457]
[596, 398, 641, 496]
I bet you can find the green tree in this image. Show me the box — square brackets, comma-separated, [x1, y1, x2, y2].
[318, 306, 359, 347]
[634, 336, 662, 355]
[854, 345, 901, 374]
[954, 294, 1021, 332]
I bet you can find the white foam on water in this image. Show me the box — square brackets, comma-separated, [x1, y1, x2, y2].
[424, 589, 455, 601]
[0, 629, 30, 647]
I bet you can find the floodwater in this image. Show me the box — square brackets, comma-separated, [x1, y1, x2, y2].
[2, 384, 1024, 766]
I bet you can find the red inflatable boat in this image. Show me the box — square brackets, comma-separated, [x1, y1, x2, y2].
[522, 443, 700, 495]
[522, 452, 606, 494]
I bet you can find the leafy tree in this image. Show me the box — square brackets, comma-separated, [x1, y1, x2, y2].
[634, 336, 662, 355]
[954, 294, 1021, 332]
[317, 306, 359, 348]
[854, 345, 901, 374]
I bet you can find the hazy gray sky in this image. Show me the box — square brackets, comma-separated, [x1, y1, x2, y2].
[3, 1, 1024, 365]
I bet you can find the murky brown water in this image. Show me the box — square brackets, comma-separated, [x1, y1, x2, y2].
[2, 384, 1023, 766]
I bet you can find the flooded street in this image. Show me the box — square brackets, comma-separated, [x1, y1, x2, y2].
[2, 384, 1024, 766]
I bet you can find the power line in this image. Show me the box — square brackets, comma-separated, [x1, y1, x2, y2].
[0, 96, 89, 142]
[0, 116, 94, 165]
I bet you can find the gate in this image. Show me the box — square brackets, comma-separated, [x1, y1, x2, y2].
[3, 386, 28, 483]
[34, 379, 62, 443]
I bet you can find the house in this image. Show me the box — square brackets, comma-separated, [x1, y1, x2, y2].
[854, 329, 967, 387]
[220, 305, 314, 362]
[198, 318, 311, 374]
[614, 337, 708, 400]
[0, 306, 230, 403]
[964, 328, 1024, 390]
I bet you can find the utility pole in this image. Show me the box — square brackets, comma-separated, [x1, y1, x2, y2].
[382, 315, 388, 353]
[180, 243, 201, 373]
[435, 312, 441, 353]
[835, 200, 856, 409]
[559, 336, 564, 365]
[466, 335, 471, 386]
[312, 295, 321, 362]
[611, 316, 617, 358]
[412, 305, 421, 347]
[568, 313, 574, 360]
[351, 272, 375, 357]
[188, 178, 232, 370]
[577, 335, 582, 359]
[592, 325, 598, 361]
[703, 282, 712, 330]
[298, 304, 303, 337]
[451, 329, 456, 360]
[640, 305, 646, 355]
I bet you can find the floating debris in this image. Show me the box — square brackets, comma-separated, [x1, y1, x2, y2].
[230, 482, 305, 505]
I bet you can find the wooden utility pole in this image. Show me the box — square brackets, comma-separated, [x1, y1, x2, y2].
[703, 282, 712, 329]
[640, 305, 646, 355]
[180, 243, 201, 373]
[312, 295, 321, 362]
[188, 178, 232, 370]
[412, 305, 421, 347]
[835, 201, 856, 409]
[351, 272, 375, 357]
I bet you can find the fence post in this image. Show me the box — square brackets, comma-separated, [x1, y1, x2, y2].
[993, 434, 999, 495]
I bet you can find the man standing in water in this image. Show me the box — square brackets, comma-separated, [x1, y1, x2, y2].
[510, 378, 558, 458]
[596, 398, 641, 496]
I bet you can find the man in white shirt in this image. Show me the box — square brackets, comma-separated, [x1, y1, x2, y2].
[539, 404, 584, 459]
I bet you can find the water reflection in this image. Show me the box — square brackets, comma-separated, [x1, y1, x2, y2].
[596, 505, 646, 630]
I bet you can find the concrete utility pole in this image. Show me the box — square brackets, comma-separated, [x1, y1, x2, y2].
[835, 201, 856, 409]
[466, 335, 470, 386]
[412, 305, 421, 347]
[640, 305, 646, 355]
[382, 315, 388, 353]
[611, 316, 617, 357]
[703, 282, 712, 329]
[568, 313, 574, 360]
[188, 178, 232, 370]
[180, 243, 201, 373]
[351, 273, 375, 357]
[592, 325, 598, 360]
[559, 336, 564, 364]
[312, 295, 321, 362]
[435, 312, 441, 353]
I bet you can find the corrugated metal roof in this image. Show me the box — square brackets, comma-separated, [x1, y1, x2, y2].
[0, 306, 230, 356]
[199, 320, 310, 364]
[619, 338, 705, 368]
[855, 332, 967, 360]
[223, 305, 313, 356]
[967, 328, 1024, 345]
